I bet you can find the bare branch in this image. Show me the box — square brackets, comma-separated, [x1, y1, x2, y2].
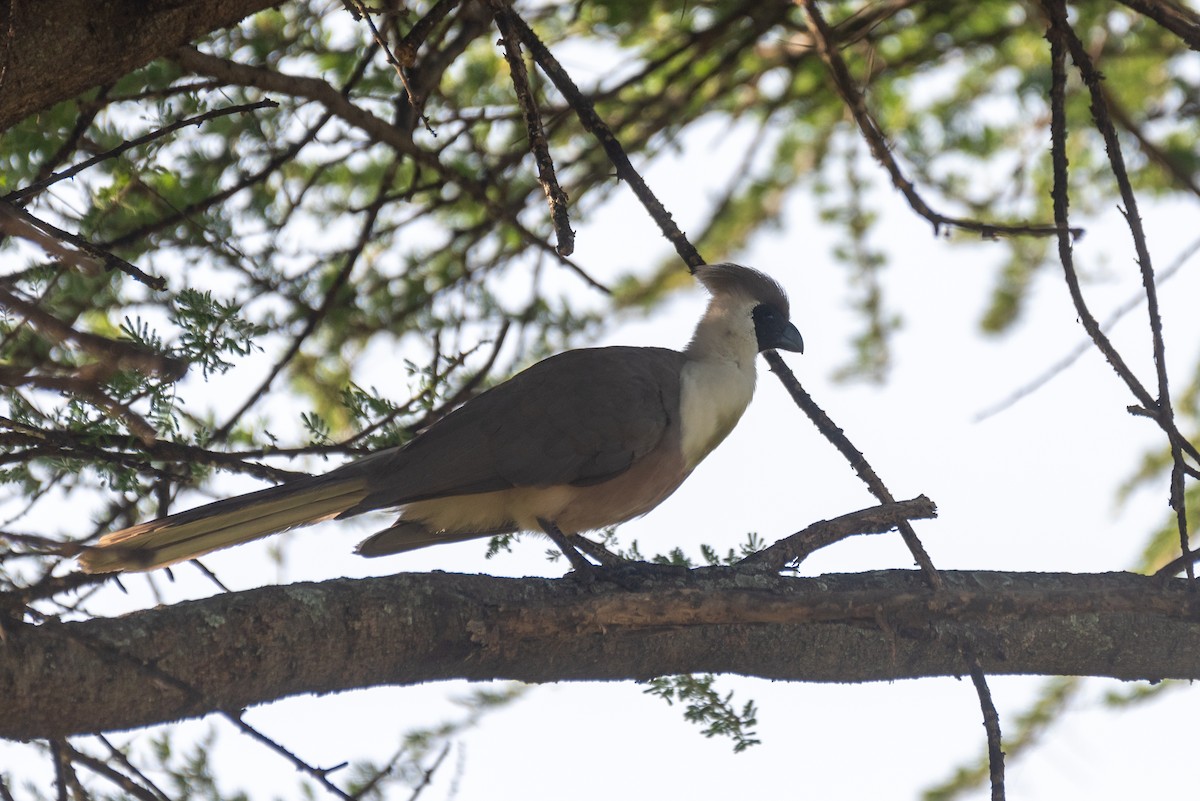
[223, 711, 357, 801]
[1041, 0, 1195, 577]
[345, 0, 433, 134]
[739, 496, 938, 572]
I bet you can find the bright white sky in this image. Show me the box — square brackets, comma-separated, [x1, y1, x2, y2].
[12, 65, 1200, 801]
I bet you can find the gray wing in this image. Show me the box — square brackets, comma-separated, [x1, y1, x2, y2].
[336, 346, 685, 513]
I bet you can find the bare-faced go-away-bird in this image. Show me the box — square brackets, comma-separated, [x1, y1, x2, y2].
[79, 263, 803, 574]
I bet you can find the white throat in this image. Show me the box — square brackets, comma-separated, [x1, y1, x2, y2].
[677, 295, 760, 469]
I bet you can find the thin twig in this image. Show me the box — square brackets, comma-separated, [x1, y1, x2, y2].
[224, 712, 356, 801]
[490, 1, 574, 256]
[59, 740, 166, 801]
[95, 734, 174, 801]
[967, 651, 1007, 800]
[346, 320, 512, 447]
[348, 741, 411, 800]
[976, 235, 1200, 422]
[346, 0, 434, 134]
[0, 201, 166, 290]
[1042, 0, 1194, 579]
[4, 99, 279, 204]
[798, 0, 1081, 241]
[407, 741, 452, 801]
[510, 13, 703, 270]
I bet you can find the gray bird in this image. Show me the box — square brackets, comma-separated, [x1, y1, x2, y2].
[79, 263, 803, 574]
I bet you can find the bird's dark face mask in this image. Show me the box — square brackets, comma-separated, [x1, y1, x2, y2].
[752, 304, 804, 353]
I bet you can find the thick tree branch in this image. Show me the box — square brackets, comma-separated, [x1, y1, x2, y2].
[0, 0, 279, 131]
[7, 569, 1199, 740]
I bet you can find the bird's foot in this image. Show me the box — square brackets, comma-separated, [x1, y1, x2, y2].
[567, 560, 690, 589]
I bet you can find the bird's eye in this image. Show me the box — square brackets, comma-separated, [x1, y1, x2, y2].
[752, 304, 779, 326]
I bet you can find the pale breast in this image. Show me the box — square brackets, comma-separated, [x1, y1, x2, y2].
[677, 357, 756, 470]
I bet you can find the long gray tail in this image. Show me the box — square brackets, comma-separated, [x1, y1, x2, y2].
[79, 474, 369, 573]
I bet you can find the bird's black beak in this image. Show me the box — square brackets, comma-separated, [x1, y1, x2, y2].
[770, 321, 804, 354]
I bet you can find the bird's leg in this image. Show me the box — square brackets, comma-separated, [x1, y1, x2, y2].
[536, 518, 595, 574]
[567, 533, 627, 566]
[539, 520, 689, 588]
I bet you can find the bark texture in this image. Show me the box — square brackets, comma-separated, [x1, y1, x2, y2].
[0, 0, 279, 131]
[6, 569, 1199, 740]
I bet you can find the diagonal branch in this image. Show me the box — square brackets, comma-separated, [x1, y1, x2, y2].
[0, 285, 187, 379]
[762, 350, 943, 588]
[3, 99, 278, 205]
[0, 201, 165, 290]
[1113, 0, 1200, 50]
[968, 654, 1007, 801]
[798, 0, 1080, 241]
[763, 347, 1005, 795]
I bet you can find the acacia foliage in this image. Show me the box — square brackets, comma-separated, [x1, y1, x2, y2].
[2, 0, 1200, 798]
